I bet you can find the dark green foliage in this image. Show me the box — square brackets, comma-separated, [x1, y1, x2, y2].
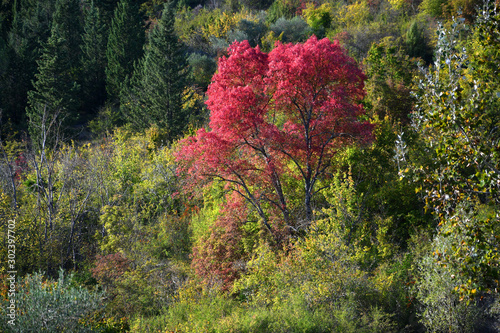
[347, 36, 432, 251]
[53, 0, 83, 71]
[7, 0, 54, 65]
[105, 0, 144, 101]
[0, 35, 11, 119]
[1, 0, 54, 128]
[0, 0, 14, 38]
[239, 0, 273, 10]
[93, 0, 120, 23]
[405, 20, 431, 62]
[235, 18, 266, 46]
[80, 1, 108, 114]
[26, 23, 80, 148]
[269, 16, 311, 43]
[0, 34, 8, 76]
[364, 37, 417, 123]
[187, 52, 216, 90]
[121, 2, 189, 139]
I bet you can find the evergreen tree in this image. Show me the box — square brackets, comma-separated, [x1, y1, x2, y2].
[93, 0, 120, 24]
[121, 2, 189, 139]
[2, 0, 54, 129]
[80, 0, 107, 113]
[8, 0, 54, 63]
[105, 0, 144, 101]
[405, 20, 431, 62]
[0, 0, 14, 39]
[26, 24, 80, 149]
[52, 0, 83, 72]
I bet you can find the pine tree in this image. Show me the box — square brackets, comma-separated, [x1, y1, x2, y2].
[406, 20, 431, 62]
[2, 0, 54, 128]
[121, 2, 189, 139]
[0, 0, 14, 39]
[52, 0, 83, 71]
[80, 0, 107, 113]
[105, 0, 144, 101]
[26, 24, 80, 149]
[93, 0, 120, 24]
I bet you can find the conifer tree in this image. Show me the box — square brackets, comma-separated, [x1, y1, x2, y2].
[53, 0, 83, 70]
[2, 0, 54, 127]
[105, 0, 144, 101]
[93, 0, 120, 24]
[121, 2, 189, 139]
[80, 0, 107, 113]
[26, 24, 80, 149]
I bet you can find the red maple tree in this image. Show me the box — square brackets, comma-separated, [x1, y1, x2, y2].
[178, 35, 372, 236]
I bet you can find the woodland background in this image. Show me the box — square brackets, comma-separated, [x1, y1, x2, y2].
[0, 0, 499, 331]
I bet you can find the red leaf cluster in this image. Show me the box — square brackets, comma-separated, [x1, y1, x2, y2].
[178, 36, 372, 223]
[178, 36, 372, 228]
[91, 253, 131, 289]
[178, 36, 373, 289]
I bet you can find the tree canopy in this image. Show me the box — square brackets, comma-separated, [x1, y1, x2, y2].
[179, 35, 372, 244]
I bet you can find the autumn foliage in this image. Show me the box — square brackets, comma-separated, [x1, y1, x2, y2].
[179, 35, 371, 226]
[177, 36, 372, 287]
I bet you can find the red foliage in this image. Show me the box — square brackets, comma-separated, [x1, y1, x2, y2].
[91, 253, 131, 289]
[178, 36, 372, 231]
[14, 153, 28, 181]
[178, 36, 372, 290]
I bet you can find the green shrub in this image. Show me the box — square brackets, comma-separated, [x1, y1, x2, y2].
[270, 17, 312, 43]
[188, 53, 217, 90]
[0, 269, 103, 332]
[416, 233, 483, 333]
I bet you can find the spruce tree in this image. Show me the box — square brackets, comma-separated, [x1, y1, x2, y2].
[80, 0, 107, 113]
[26, 24, 80, 149]
[105, 0, 144, 101]
[121, 2, 189, 139]
[93, 0, 120, 24]
[52, 0, 83, 72]
[3, 0, 54, 128]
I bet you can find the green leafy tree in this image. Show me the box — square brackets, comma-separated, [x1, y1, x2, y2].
[363, 36, 417, 123]
[105, 0, 144, 101]
[403, 4, 500, 296]
[187, 52, 216, 90]
[121, 2, 189, 139]
[269, 16, 311, 43]
[266, 0, 301, 24]
[0, 0, 14, 38]
[416, 229, 486, 332]
[93, 0, 120, 24]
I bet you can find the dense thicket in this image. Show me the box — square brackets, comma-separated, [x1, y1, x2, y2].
[1, 0, 499, 331]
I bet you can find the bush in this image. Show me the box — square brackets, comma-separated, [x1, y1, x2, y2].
[416, 233, 484, 333]
[188, 53, 217, 90]
[235, 18, 267, 46]
[270, 16, 311, 43]
[0, 269, 103, 332]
